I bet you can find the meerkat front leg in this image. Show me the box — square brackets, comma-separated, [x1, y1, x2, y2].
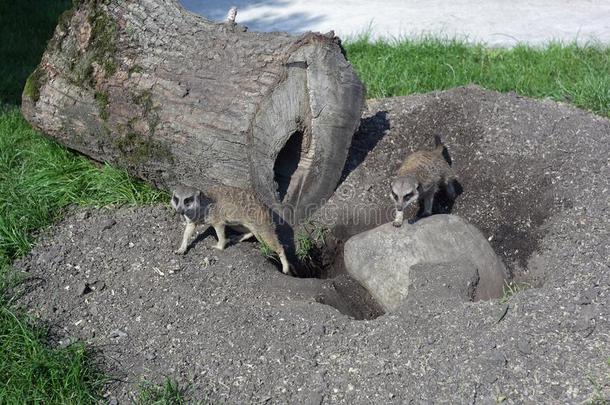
[175, 221, 197, 254]
[393, 209, 404, 227]
[212, 224, 227, 250]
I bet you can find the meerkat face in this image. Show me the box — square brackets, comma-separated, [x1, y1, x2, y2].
[391, 176, 419, 212]
[171, 186, 201, 221]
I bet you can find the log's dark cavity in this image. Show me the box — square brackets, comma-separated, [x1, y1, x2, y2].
[274, 130, 304, 202]
[273, 128, 314, 206]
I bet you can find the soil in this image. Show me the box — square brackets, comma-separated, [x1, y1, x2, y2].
[15, 86, 610, 403]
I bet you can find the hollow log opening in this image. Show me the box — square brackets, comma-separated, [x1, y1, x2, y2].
[274, 130, 303, 202]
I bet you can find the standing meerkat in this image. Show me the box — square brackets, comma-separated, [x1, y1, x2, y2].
[391, 135, 457, 226]
[171, 184, 291, 274]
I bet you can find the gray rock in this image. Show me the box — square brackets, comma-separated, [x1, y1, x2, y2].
[101, 219, 117, 231]
[517, 338, 532, 355]
[344, 215, 508, 311]
[109, 329, 128, 340]
[77, 282, 91, 296]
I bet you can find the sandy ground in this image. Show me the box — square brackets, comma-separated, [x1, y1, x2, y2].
[179, 0, 610, 46]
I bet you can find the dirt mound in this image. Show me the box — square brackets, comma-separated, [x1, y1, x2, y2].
[313, 86, 608, 281]
[15, 86, 610, 403]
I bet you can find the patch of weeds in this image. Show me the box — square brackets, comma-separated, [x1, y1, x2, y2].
[94, 91, 109, 120]
[296, 223, 328, 262]
[296, 225, 326, 262]
[128, 64, 144, 77]
[258, 240, 279, 263]
[134, 379, 188, 405]
[587, 371, 610, 405]
[499, 280, 530, 304]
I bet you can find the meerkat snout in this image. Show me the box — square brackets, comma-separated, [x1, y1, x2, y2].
[391, 177, 419, 211]
[391, 177, 419, 226]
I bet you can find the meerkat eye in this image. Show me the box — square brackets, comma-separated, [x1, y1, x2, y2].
[404, 192, 413, 200]
[391, 191, 398, 200]
[183, 196, 194, 206]
[172, 195, 179, 205]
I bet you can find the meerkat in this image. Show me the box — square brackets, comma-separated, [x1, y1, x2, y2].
[391, 135, 457, 227]
[171, 184, 291, 274]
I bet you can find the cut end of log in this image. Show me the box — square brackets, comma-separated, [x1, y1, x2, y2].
[21, 0, 364, 226]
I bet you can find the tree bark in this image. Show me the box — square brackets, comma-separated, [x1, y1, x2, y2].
[22, 0, 363, 224]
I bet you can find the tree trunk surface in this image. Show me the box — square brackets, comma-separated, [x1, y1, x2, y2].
[22, 0, 364, 224]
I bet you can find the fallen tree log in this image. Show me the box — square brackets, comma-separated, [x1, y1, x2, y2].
[22, 0, 364, 224]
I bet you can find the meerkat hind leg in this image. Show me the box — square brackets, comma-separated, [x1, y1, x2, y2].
[422, 193, 434, 217]
[445, 179, 456, 199]
[278, 250, 291, 275]
[237, 232, 254, 243]
[175, 221, 197, 254]
[213, 224, 227, 250]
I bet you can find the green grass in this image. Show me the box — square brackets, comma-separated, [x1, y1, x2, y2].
[134, 379, 188, 405]
[499, 280, 531, 304]
[344, 37, 610, 118]
[0, 298, 106, 403]
[295, 224, 327, 262]
[0, 108, 166, 260]
[0, 106, 165, 402]
[257, 239, 279, 263]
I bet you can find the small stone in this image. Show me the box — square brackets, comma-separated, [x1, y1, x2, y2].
[109, 329, 127, 339]
[517, 339, 532, 355]
[58, 337, 75, 348]
[101, 219, 117, 231]
[489, 350, 507, 367]
[90, 280, 106, 292]
[77, 210, 90, 220]
[77, 283, 92, 296]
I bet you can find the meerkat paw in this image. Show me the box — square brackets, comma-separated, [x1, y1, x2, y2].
[213, 243, 225, 250]
[392, 220, 403, 227]
[174, 247, 187, 255]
